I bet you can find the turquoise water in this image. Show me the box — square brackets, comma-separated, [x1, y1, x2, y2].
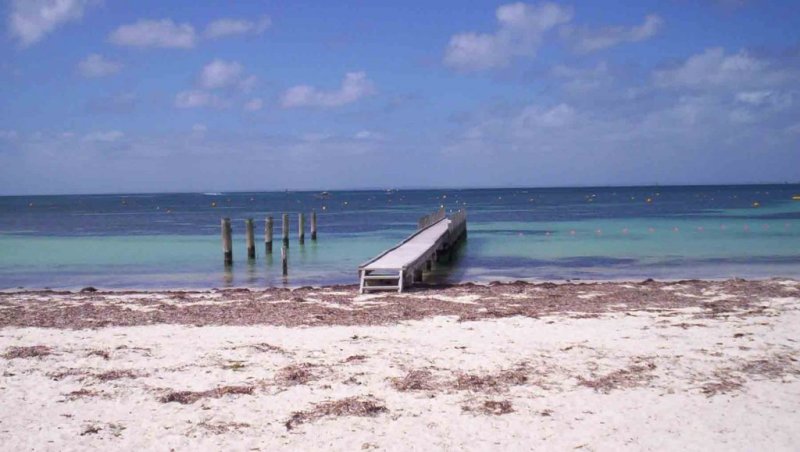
[0, 185, 799, 289]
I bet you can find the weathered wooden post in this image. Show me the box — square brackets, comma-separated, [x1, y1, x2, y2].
[281, 245, 288, 276]
[298, 212, 305, 244]
[221, 218, 232, 265]
[265, 216, 273, 254]
[245, 218, 255, 259]
[282, 213, 289, 248]
[311, 210, 317, 240]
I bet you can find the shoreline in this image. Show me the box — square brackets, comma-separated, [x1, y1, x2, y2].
[2, 275, 794, 295]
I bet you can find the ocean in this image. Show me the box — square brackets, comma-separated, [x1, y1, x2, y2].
[1, 185, 799, 290]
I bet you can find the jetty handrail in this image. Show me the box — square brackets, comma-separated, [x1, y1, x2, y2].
[448, 209, 467, 234]
[417, 208, 445, 230]
[359, 209, 448, 270]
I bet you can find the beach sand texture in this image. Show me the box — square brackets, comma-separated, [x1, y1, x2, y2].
[1, 279, 799, 451]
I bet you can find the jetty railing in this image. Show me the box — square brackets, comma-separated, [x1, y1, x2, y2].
[417, 208, 445, 230]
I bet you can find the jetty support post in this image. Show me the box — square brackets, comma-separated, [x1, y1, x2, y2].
[282, 214, 289, 248]
[281, 245, 288, 276]
[298, 212, 305, 244]
[311, 211, 317, 241]
[221, 217, 233, 266]
[265, 216, 273, 254]
[245, 218, 255, 259]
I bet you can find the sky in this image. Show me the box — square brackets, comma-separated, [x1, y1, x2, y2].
[0, 0, 799, 195]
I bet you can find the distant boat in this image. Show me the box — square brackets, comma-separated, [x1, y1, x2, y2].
[314, 191, 331, 199]
[793, 195, 800, 201]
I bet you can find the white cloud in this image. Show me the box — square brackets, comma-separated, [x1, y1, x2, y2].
[109, 19, 196, 48]
[204, 16, 271, 39]
[281, 72, 376, 108]
[174, 90, 226, 109]
[562, 14, 663, 53]
[244, 98, 264, 112]
[83, 130, 124, 142]
[653, 48, 791, 89]
[443, 2, 572, 71]
[9, 0, 95, 47]
[354, 130, 384, 140]
[515, 103, 576, 128]
[198, 59, 244, 89]
[77, 54, 122, 78]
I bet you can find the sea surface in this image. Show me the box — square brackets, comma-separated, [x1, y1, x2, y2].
[1, 185, 799, 290]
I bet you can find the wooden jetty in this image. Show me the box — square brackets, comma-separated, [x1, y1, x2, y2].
[359, 208, 467, 293]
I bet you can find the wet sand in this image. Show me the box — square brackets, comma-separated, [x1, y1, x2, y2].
[1, 279, 799, 450]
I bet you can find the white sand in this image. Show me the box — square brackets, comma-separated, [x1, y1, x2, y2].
[1, 294, 799, 451]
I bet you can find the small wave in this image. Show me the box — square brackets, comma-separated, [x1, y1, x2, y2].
[203, 192, 223, 196]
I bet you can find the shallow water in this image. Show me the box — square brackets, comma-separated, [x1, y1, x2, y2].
[1, 185, 799, 289]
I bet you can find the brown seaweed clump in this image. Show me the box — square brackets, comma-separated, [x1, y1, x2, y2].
[390, 370, 438, 391]
[285, 396, 388, 430]
[578, 359, 657, 393]
[463, 400, 514, 415]
[2, 345, 52, 359]
[159, 385, 254, 404]
[275, 363, 318, 385]
[453, 367, 529, 392]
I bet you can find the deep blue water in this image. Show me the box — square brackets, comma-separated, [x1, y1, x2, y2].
[1, 185, 799, 289]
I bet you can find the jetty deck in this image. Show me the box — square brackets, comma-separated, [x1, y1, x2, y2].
[359, 208, 467, 293]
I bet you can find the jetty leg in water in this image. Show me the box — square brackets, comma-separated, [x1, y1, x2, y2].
[282, 214, 289, 248]
[221, 217, 232, 266]
[311, 210, 317, 240]
[281, 245, 288, 276]
[298, 213, 305, 244]
[245, 218, 255, 259]
[265, 216, 273, 254]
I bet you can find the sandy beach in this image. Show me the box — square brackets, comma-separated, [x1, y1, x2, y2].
[1, 279, 799, 451]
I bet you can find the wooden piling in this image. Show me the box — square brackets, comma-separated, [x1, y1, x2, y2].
[281, 245, 288, 276]
[221, 218, 232, 265]
[298, 213, 305, 244]
[265, 216, 273, 254]
[311, 211, 317, 240]
[282, 214, 289, 247]
[245, 218, 255, 259]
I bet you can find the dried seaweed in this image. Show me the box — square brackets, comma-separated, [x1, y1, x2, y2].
[463, 400, 514, 415]
[86, 350, 110, 360]
[2, 345, 51, 359]
[159, 385, 254, 404]
[578, 360, 657, 393]
[95, 369, 140, 381]
[391, 370, 438, 391]
[285, 396, 388, 430]
[275, 363, 318, 385]
[453, 367, 529, 392]
[197, 421, 250, 434]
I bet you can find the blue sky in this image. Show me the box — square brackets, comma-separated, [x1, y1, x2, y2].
[1, 0, 799, 195]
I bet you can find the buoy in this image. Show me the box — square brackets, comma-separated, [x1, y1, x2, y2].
[28, 202, 34, 207]
[752, 201, 760, 208]
[646, 197, 652, 203]
[211, 201, 217, 207]
[792, 195, 800, 201]
[322, 206, 327, 211]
